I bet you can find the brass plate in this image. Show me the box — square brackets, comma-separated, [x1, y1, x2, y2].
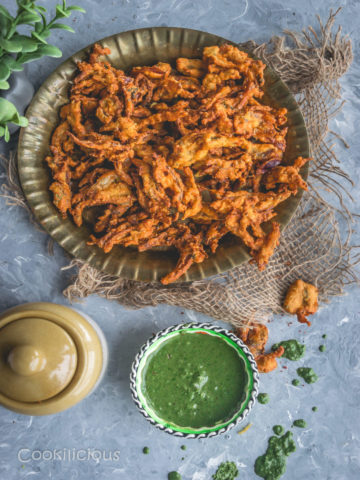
[18, 27, 309, 283]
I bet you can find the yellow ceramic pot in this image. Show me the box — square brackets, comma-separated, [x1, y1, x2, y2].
[0, 302, 107, 415]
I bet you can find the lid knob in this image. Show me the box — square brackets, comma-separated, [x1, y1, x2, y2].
[7, 345, 46, 376]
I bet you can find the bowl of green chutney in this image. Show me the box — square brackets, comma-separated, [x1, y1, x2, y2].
[130, 322, 259, 438]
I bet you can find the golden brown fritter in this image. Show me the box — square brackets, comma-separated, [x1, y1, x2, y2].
[283, 279, 319, 326]
[235, 322, 284, 373]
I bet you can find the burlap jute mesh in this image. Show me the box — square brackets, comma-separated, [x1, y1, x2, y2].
[1, 10, 358, 327]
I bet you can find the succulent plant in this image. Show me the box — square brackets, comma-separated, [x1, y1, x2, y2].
[0, 0, 85, 141]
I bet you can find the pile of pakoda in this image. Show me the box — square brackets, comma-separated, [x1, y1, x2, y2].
[46, 43, 310, 284]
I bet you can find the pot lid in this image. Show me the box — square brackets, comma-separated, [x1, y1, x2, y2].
[0, 317, 77, 403]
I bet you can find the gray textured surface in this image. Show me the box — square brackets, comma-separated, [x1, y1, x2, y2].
[1, 1, 360, 479]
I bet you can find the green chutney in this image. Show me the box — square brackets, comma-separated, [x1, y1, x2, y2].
[293, 419, 307, 428]
[297, 367, 318, 384]
[258, 393, 270, 404]
[168, 472, 182, 480]
[141, 331, 249, 428]
[212, 461, 239, 479]
[273, 425, 284, 436]
[272, 339, 305, 361]
[254, 431, 296, 480]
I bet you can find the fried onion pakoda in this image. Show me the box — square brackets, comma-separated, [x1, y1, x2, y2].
[235, 322, 284, 373]
[283, 279, 319, 326]
[46, 43, 310, 284]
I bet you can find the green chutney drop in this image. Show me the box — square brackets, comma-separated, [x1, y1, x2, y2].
[168, 472, 182, 480]
[292, 379, 300, 386]
[273, 425, 285, 436]
[142, 331, 249, 428]
[254, 431, 296, 480]
[312, 406, 318, 412]
[319, 345, 326, 352]
[293, 419, 307, 428]
[142, 447, 149, 454]
[322, 334, 327, 339]
[212, 461, 239, 480]
[180, 445, 186, 451]
[297, 367, 318, 384]
[272, 339, 305, 361]
[258, 393, 270, 404]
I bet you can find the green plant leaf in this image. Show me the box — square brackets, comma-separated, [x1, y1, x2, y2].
[2, 55, 24, 71]
[35, 20, 42, 33]
[0, 63, 11, 81]
[0, 14, 11, 36]
[16, 11, 42, 24]
[20, 50, 44, 63]
[21, 4, 39, 16]
[11, 35, 39, 53]
[0, 80, 9, 89]
[35, 6, 47, 13]
[31, 31, 47, 44]
[4, 124, 10, 142]
[56, 5, 70, 18]
[37, 44, 62, 58]
[50, 23, 75, 33]
[41, 28, 51, 39]
[10, 111, 28, 127]
[0, 98, 18, 123]
[17, 116, 28, 127]
[0, 5, 13, 21]
[66, 6, 86, 13]
[0, 38, 23, 53]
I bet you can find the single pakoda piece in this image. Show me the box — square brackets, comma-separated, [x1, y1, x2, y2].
[71, 169, 135, 226]
[160, 227, 207, 285]
[235, 322, 284, 373]
[89, 212, 170, 253]
[255, 346, 285, 373]
[176, 58, 206, 78]
[236, 322, 268, 358]
[251, 222, 280, 271]
[170, 132, 248, 169]
[264, 157, 310, 192]
[283, 279, 319, 326]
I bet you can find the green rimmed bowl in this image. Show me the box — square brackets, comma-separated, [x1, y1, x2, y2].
[18, 26, 309, 283]
[130, 322, 259, 438]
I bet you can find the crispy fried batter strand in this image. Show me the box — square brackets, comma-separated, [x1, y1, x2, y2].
[47, 43, 310, 283]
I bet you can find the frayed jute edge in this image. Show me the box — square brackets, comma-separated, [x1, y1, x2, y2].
[1, 10, 359, 328]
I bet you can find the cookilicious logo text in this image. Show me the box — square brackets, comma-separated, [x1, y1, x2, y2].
[18, 448, 121, 463]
